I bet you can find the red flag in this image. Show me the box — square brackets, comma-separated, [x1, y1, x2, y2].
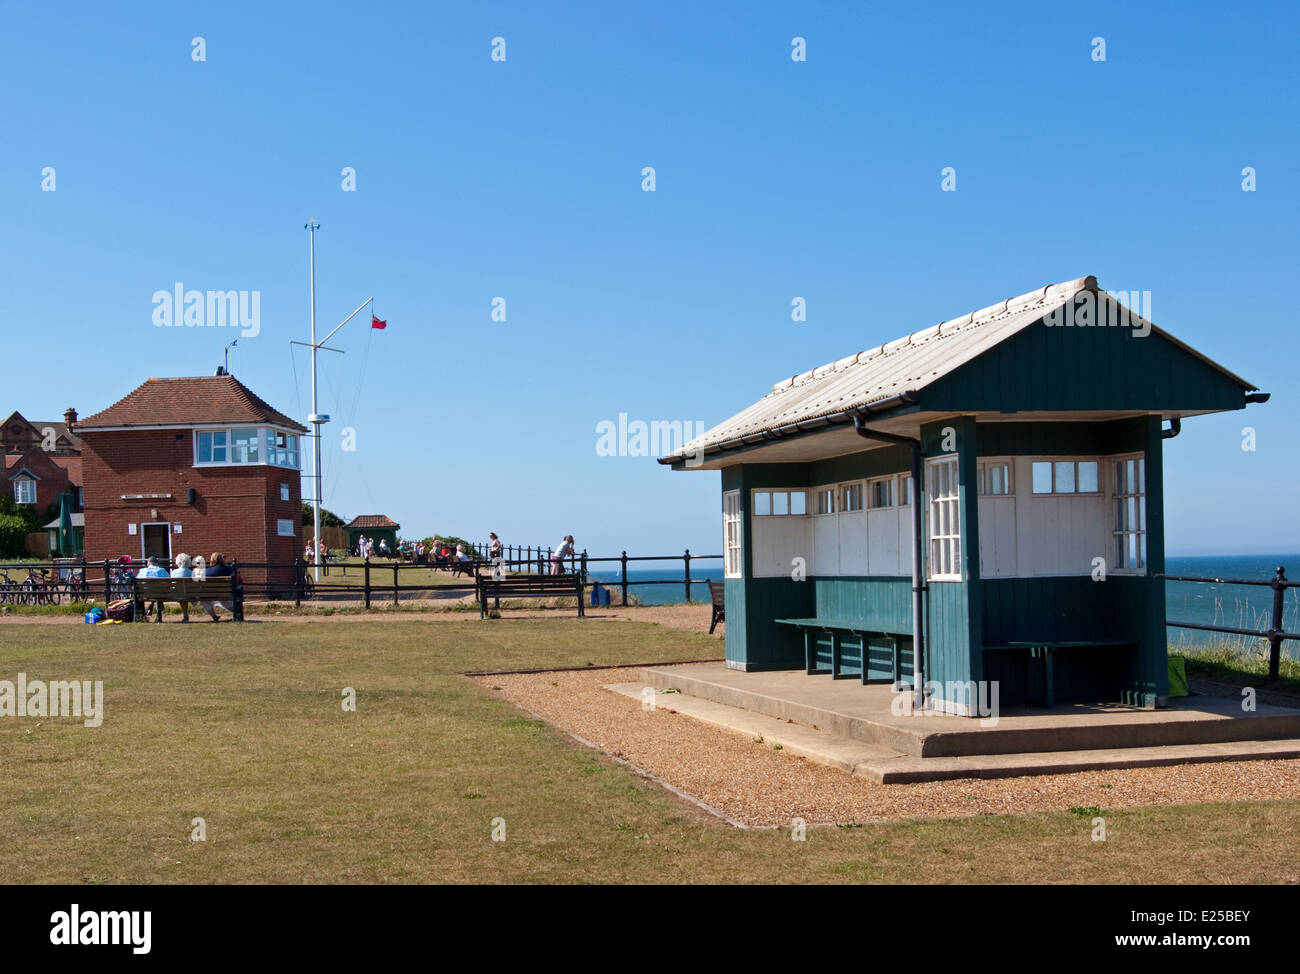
[371, 314, 387, 330]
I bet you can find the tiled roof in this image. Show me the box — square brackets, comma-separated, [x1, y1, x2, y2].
[29, 422, 81, 451]
[346, 515, 400, 529]
[79, 376, 307, 433]
[50, 456, 82, 484]
[660, 276, 1253, 463]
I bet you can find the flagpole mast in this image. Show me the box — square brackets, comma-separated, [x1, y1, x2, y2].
[306, 220, 323, 583]
[300, 221, 373, 584]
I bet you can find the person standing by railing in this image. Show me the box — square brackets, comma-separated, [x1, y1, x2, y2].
[552, 535, 575, 575]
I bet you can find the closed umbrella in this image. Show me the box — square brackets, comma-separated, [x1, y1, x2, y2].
[57, 492, 75, 557]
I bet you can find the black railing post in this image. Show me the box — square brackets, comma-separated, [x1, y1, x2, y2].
[684, 548, 692, 602]
[621, 551, 628, 606]
[580, 548, 588, 582]
[103, 558, 112, 605]
[363, 556, 371, 610]
[294, 557, 303, 608]
[394, 560, 400, 606]
[1269, 566, 1287, 682]
[546, 546, 552, 575]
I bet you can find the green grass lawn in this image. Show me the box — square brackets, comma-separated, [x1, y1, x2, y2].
[304, 558, 474, 589]
[3, 619, 1299, 884]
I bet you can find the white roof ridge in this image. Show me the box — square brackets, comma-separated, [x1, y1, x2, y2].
[768, 275, 1096, 395]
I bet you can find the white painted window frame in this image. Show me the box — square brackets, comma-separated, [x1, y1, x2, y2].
[866, 476, 895, 510]
[839, 481, 864, 513]
[977, 459, 1013, 496]
[13, 477, 36, 504]
[926, 456, 962, 581]
[722, 490, 742, 578]
[1029, 457, 1102, 496]
[751, 488, 808, 517]
[1111, 454, 1147, 574]
[194, 425, 302, 470]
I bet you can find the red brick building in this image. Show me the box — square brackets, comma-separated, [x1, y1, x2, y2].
[3, 409, 82, 516]
[78, 376, 306, 583]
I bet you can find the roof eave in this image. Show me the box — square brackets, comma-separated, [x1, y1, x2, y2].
[661, 391, 923, 469]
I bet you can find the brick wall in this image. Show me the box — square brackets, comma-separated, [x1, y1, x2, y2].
[81, 429, 301, 583]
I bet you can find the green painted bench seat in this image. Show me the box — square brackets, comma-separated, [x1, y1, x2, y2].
[776, 618, 911, 685]
[983, 640, 1135, 707]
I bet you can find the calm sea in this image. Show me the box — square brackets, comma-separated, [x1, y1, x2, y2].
[590, 554, 1300, 656]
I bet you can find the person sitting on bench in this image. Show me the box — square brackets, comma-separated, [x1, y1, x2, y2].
[137, 556, 168, 621]
[202, 552, 234, 622]
[170, 552, 196, 623]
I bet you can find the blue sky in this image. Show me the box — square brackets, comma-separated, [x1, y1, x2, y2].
[2, 1, 1296, 558]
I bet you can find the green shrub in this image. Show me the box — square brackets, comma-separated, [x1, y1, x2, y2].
[0, 515, 29, 558]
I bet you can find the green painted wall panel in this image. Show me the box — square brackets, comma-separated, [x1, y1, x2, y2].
[927, 317, 1249, 414]
[976, 418, 1149, 457]
[813, 576, 912, 631]
[809, 445, 912, 484]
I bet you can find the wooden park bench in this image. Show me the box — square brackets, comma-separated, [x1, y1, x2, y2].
[133, 576, 244, 623]
[476, 572, 584, 619]
[777, 617, 911, 685]
[707, 579, 725, 635]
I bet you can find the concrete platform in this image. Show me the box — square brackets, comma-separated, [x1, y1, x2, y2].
[606, 681, 1300, 782]
[615, 662, 1300, 782]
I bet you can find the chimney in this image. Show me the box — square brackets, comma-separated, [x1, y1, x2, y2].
[64, 407, 77, 430]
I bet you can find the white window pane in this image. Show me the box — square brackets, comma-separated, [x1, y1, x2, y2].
[773, 492, 789, 516]
[1054, 461, 1075, 493]
[1032, 462, 1052, 494]
[790, 491, 806, 515]
[754, 492, 771, 516]
[1077, 461, 1098, 493]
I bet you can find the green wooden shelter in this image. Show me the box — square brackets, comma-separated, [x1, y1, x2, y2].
[345, 515, 400, 556]
[660, 276, 1267, 713]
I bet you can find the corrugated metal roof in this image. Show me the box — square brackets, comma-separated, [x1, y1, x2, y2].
[660, 276, 1251, 464]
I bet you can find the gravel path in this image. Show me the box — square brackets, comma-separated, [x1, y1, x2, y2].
[476, 667, 1300, 827]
